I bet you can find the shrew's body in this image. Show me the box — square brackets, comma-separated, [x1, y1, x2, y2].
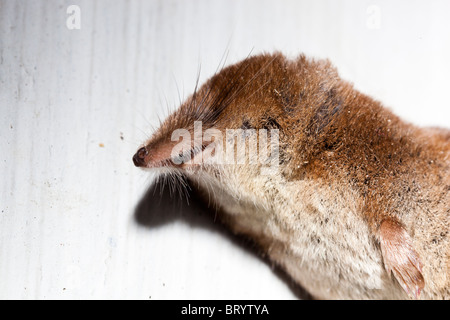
[134, 53, 450, 299]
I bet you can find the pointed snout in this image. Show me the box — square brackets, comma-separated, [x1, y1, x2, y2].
[133, 147, 148, 167]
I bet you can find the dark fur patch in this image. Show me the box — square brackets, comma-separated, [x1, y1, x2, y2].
[309, 88, 343, 134]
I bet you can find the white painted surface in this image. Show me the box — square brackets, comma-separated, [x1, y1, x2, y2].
[0, 0, 449, 299]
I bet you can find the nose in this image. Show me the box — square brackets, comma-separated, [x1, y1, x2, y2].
[133, 147, 148, 167]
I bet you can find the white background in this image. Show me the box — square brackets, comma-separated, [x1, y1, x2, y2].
[1, 0, 449, 299]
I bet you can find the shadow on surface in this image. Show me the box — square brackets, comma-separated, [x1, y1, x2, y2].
[134, 176, 312, 300]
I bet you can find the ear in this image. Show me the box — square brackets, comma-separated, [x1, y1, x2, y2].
[379, 219, 425, 299]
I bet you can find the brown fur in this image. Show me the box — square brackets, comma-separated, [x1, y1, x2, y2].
[134, 53, 450, 299]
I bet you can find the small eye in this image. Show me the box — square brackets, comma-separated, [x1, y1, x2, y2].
[241, 120, 253, 130]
